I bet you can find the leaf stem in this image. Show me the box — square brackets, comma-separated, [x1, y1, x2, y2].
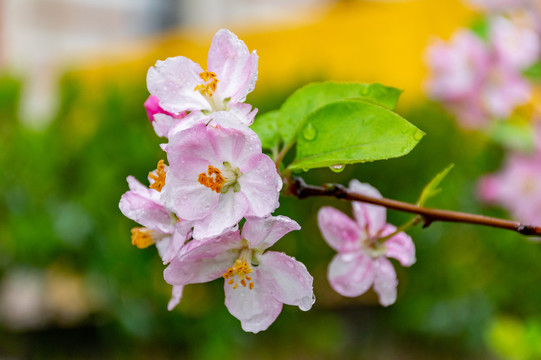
[289, 177, 541, 236]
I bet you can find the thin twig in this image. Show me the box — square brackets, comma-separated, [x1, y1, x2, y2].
[289, 177, 541, 236]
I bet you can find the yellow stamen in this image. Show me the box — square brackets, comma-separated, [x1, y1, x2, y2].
[198, 165, 225, 193]
[194, 71, 219, 97]
[149, 160, 167, 192]
[130, 227, 154, 249]
[222, 258, 255, 291]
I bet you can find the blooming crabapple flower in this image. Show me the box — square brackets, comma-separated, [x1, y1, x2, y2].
[164, 215, 314, 333]
[478, 151, 541, 224]
[490, 15, 540, 70]
[425, 30, 489, 101]
[147, 29, 258, 119]
[119, 161, 191, 264]
[317, 180, 415, 306]
[161, 122, 281, 239]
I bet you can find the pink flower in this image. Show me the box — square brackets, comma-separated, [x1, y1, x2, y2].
[161, 123, 281, 239]
[317, 180, 415, 306]
[119, 162, 191, 264]
[426, 30, 489, 102]
[164, 215, 314, 333]
[147, 29, 258, 118]
[144, 95, 188, 138]
[478, 151, 541, 224]
[490, 15, 540, 69]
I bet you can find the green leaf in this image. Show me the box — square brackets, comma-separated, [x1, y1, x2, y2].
[251, 110, 283, 150]
[287, 99, 424, 171]
[274, 81, 403, 144]
[417, 164, 454, 207]
[523, 61, 541, 81]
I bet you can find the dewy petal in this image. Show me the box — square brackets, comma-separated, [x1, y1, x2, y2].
[380, 224, 416, 267]
[242, 215, 301, 250]
[158, 220, 193, 264]
[119, 176, 174, 234]
[152, 113, 178, 138]
[328, 251, 375, 298]
[349, 179, 387, 239]
[224, 270, 283, 334]
[162, 124, 221, 220]
[207, 29, 259, 104]
[167, 285, 184, 311]
[317, 206, 363, 253]
[257, 251, 314, 311]
[164, 230, 241, 285]
[228, 103, 257, 126]
[373, 257, 398, 307]
[147, 56, 210, 113]
[239, 153, 282, 218]
[191, 190, 249, 239]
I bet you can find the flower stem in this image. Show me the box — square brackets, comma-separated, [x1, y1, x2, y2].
[289, 177, 541, 236]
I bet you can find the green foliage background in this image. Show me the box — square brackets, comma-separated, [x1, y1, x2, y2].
[1, 69, 540, 359]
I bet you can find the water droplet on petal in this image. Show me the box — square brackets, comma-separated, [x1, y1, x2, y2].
[302, 122, 317, 141]
[329, 164, 345, 173]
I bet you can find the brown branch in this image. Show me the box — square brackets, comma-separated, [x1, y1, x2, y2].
[289, 177, 541, 236]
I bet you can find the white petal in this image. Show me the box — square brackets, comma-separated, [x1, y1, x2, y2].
[349, 179, 387, 238]
[373, 258, 398, 307]
[224, 270, 283, 334]
[257, 252, 314, 311]
[317, 206, 362, 253]
[147, 56, 210, 113]
[328, 251, 375, 298]
[242, 215, 300, 250]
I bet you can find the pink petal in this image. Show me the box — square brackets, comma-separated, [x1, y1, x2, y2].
[207, 29, 258, 104]
[239, 153, 282, 218]
[349, 180, 387, 238]
[167, 285, 184, 311]
[381, 225, 416, 267]
[328, 251, 375, 297]
[242, 215, 300, 250]
[119, 176, 173, 233]
[257, 252, 314, 311]
[158, 221, 193, 264]
[373, 257, 398, 307]
[147, 56, 210, 113]
[164, 231, 241, 285]
[224, 270, 283, 334]
[317, 206, 362, 253]
[191, 190, 249, 239]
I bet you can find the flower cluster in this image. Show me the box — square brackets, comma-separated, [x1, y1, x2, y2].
[317, 180, 415, 306]
[478, 125, 541, 224]
[425, 12, 540, 129]
[119, 29, 314, 333]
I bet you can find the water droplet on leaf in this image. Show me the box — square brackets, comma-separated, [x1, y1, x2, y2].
[329, 164, 345, 173]
[414, 132, 423, 141]
[302, 122, 317, 141]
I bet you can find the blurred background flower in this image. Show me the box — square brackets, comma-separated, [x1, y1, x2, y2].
[2, 0, 541, 359]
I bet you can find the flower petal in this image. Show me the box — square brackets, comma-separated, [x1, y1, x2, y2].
[317, 206, 362, 253]
[373, 257, 398, 307]
[191, 190, 248, 239]
[349, 180, 387, 238]
[157, 220, 193, 264]
[239, 153, 282, 218]
[207, 29, 258, 104]
[380, 224, 416, 267]
[119, 176, 173, 233]
[224, 270, 283, 334]
[257, 252, 314, 311]
[242, 215, 300, 250]
[164, 230, 241, 285]
[167, 285, 184, 311]
[147, 56, 210, 113]
[328, 251, 375, 297]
